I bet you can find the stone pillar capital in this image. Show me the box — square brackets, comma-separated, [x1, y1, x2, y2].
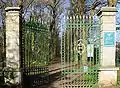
[97, 7, 117, 17]
[5, 7, 20, 12]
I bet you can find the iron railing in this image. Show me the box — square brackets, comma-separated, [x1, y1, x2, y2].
[61, 15, 101, 88]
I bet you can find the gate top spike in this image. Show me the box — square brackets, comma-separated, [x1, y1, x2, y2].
[73, 15, 75, 20]
[70, 16, 72, 22]
[76, 15, 78, 19]
[83, 15, 85, 20]
[67, 16, 69, 20]
[86, 15, 89, 20]
[70, 16, 72, 19]
[79, 15, 81, 20]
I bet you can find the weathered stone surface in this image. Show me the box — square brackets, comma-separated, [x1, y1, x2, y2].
[5, 7, 21, 84]
[97, 7, 119, 87]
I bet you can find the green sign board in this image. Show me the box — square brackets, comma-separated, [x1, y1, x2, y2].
[104, 31, 115, 47]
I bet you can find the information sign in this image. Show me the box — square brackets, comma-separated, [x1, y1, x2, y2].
[104, 31, 115, 47]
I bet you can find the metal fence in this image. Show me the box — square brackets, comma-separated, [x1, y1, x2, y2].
[21, 19, 50, 88]
[0, 12, 119, 88]
[61, 15, 101, 88]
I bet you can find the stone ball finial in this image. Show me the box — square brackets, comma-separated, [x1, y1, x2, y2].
[107, 0, 117, 7]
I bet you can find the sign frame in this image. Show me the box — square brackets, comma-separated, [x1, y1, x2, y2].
[103, 31, 116, 47]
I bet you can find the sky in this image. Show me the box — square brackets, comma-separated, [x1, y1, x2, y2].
[60, 0, 120, 42]
[116, 2, 120, 27]
[116, 2, 120, 42]
[0, 0, 120, 42]
[0, 0, 120, 26]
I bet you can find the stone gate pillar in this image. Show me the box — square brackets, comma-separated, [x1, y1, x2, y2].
[5, 7, 21, 84]
[97, 7, 119, 88]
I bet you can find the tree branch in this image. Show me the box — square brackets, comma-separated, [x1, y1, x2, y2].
[23, 0, 35, 18]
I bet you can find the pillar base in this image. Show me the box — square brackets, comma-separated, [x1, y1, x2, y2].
[99, 67, 119, 88]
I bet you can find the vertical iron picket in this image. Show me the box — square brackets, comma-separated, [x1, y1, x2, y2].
[21, 18, 50, 88]
[61, 15, 100, 88]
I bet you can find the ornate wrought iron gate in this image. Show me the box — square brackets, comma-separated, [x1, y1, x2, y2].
[21, 19, 50, 88]
[61, 15, 101, 88]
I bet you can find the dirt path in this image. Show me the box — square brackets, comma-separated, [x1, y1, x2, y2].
[40, 63, 62, 88]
